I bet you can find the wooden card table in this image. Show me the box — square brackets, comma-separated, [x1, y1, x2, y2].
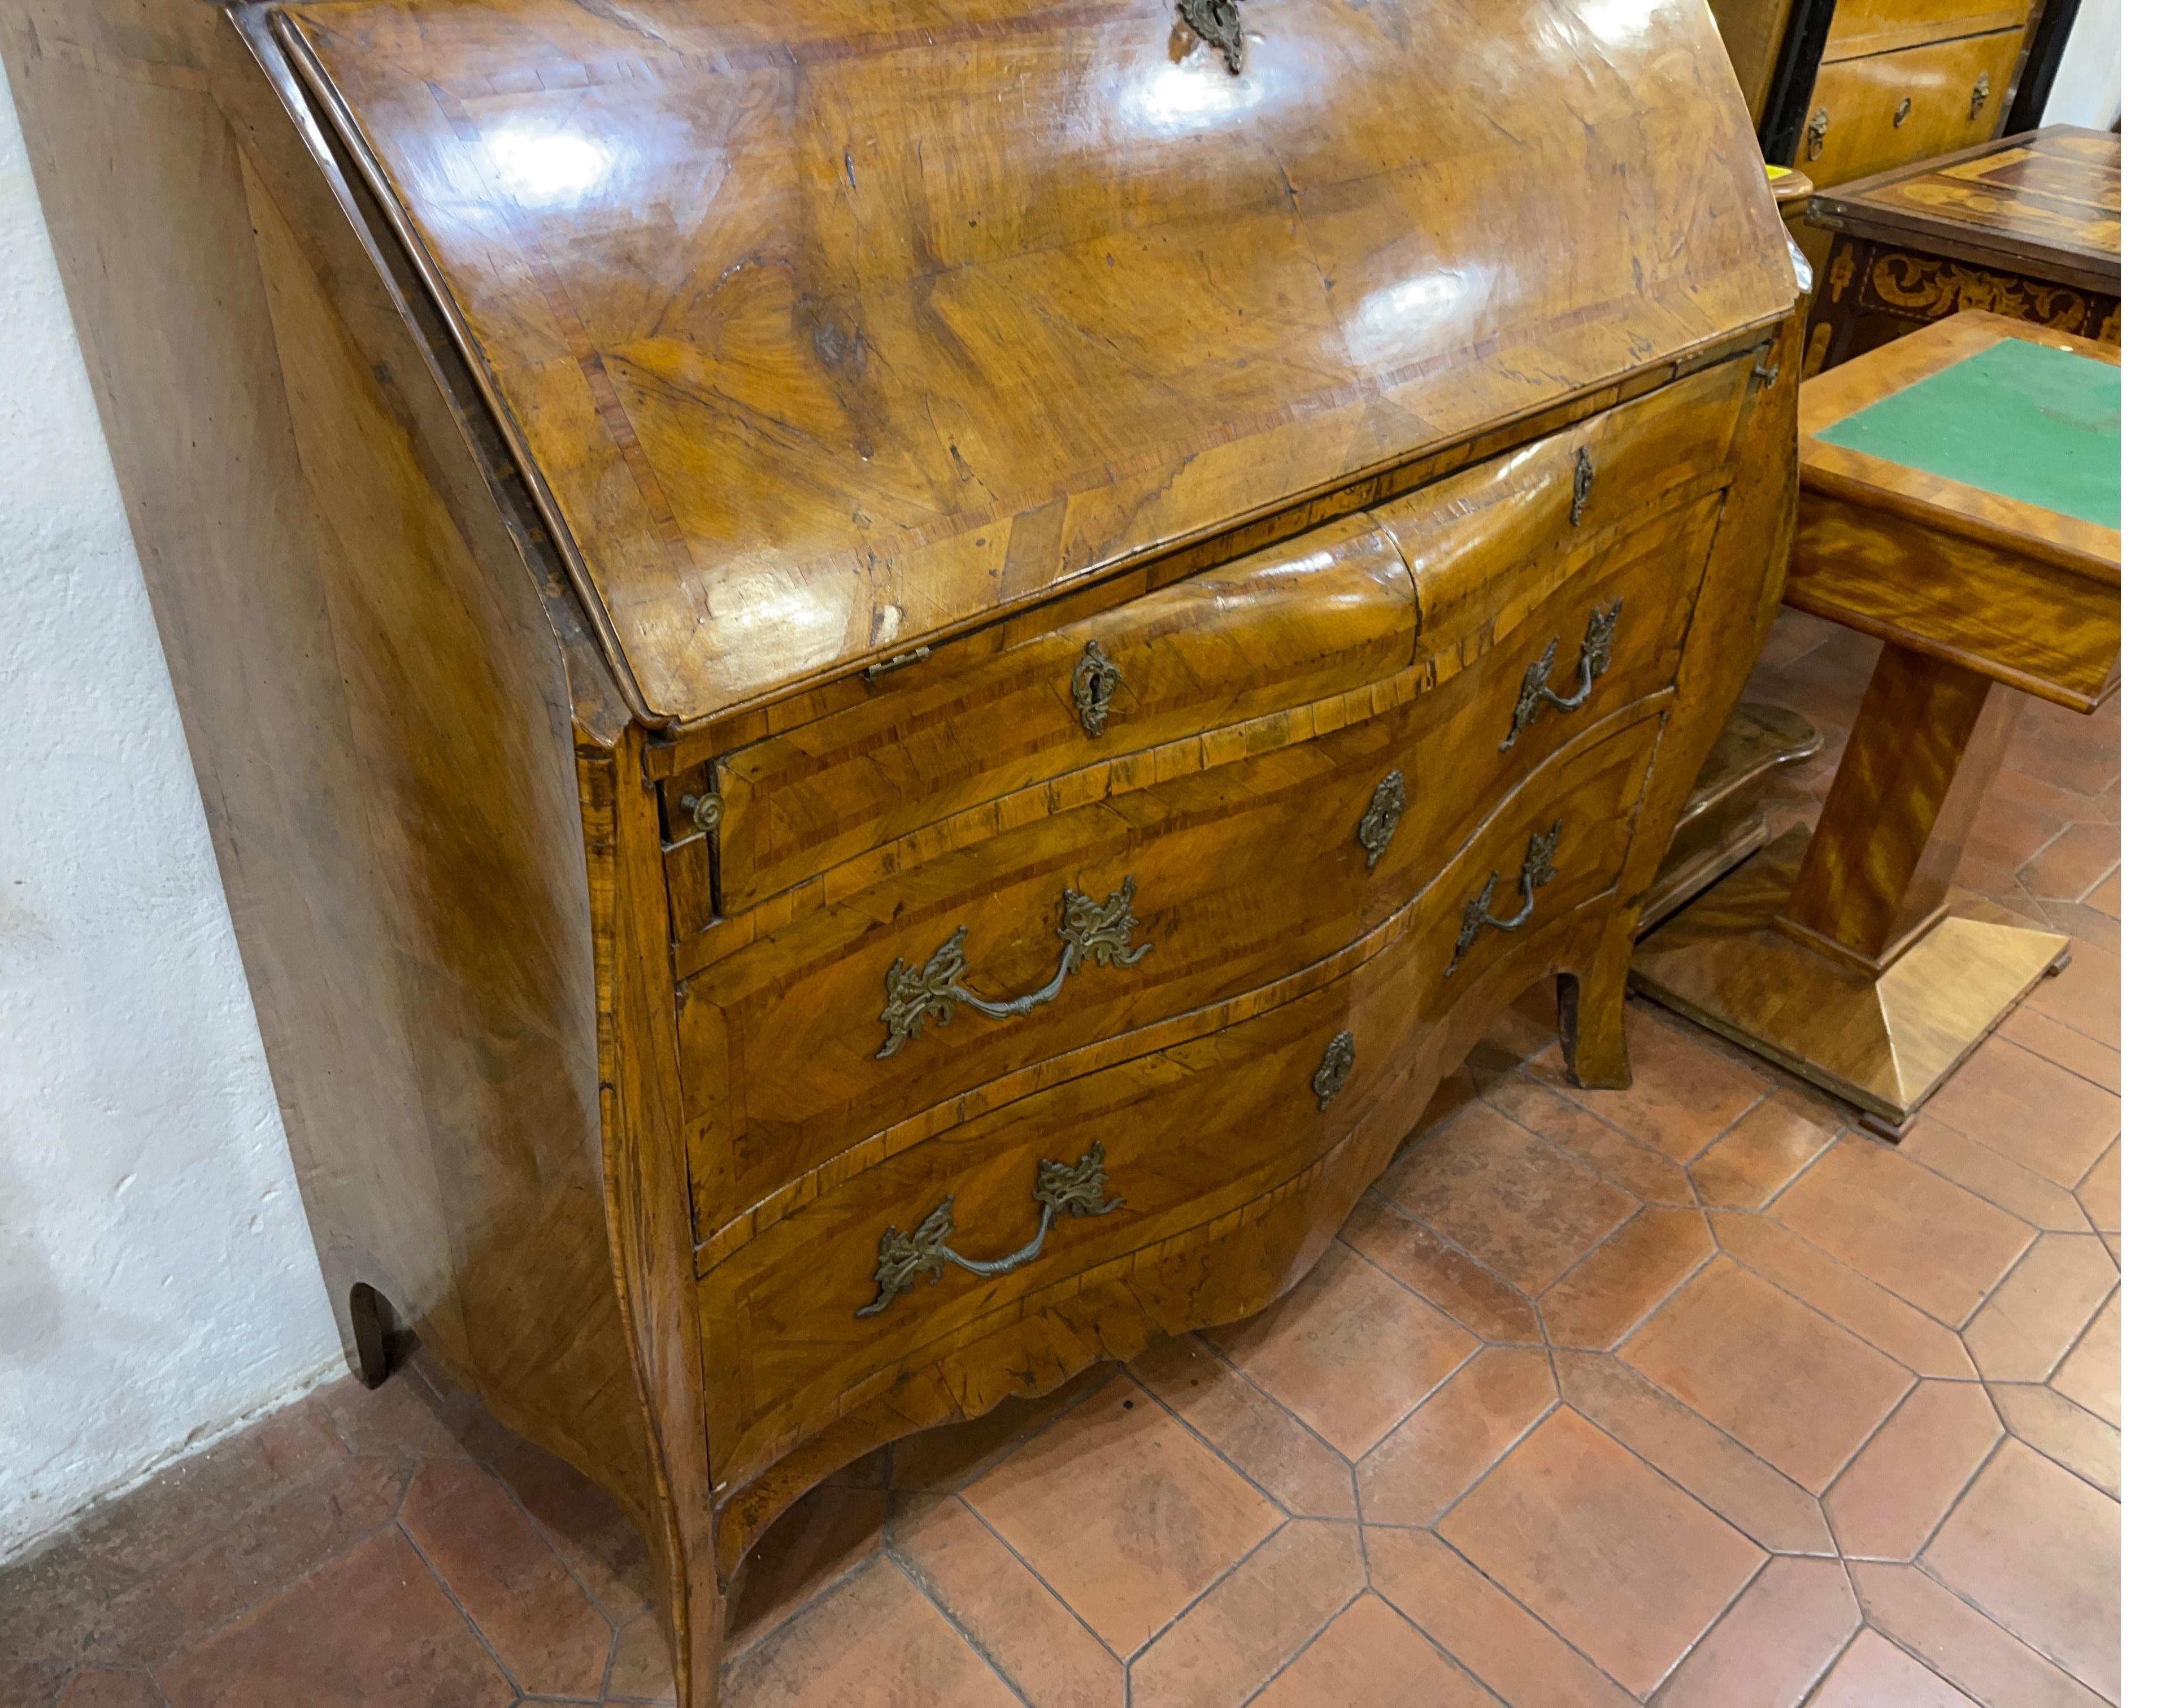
[1633, 312, 2117, 1134]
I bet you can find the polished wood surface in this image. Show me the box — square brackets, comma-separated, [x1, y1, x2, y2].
[1635, 311, 2115, 1135]
[1812, 127, 2119, 290]
[1793, 27, 2023, 187]
[1634, 830, 2065, 1126]
[1801, 127, 2119, 376]
[1793, 313, 2118, 711]
[1709, 0, 1797, 118]
[1823, 0, 2031, 62]
[264, 0, 1794, 727]
[9, 1, 1799, 1701]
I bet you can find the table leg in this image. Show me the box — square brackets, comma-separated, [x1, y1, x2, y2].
[1627, 644, 2067, 1134]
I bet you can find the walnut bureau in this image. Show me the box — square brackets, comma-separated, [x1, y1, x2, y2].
[7, 0, 1799, 1698]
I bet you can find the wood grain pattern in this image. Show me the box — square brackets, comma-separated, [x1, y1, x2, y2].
[9, 1, 1798, 1701]
[1793, 28, 2023, 186]
[1823, 0, 2032, 63]
[1792, 313, 2119, 711]
[264, 0, 1794, 727]
[1810, 127, 2119, 291]
[703, 714, 1664, 1497]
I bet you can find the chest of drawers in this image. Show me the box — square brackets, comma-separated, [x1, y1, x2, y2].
[12, 0, 1798, 1698]
[1714, 0, 2036, 189]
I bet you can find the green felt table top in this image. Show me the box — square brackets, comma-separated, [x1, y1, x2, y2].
[1811, 336, 2120, 531]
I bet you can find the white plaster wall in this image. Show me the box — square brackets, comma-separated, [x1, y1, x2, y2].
[0, 68, 341, 1559]
[2043, 0, 2120, 129]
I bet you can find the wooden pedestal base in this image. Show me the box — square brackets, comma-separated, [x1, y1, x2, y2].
[1631, 827, 2067, 1130]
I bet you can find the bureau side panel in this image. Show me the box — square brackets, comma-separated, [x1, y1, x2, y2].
[0, 0, 660, 1536]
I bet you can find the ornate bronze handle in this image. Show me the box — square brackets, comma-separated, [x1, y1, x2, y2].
[680, 791, 723, 831]
[1893, 96, 1912, 127]
[1072, 639, 1123, 737]
[876, 878, 1153, 1058]
[1805, 108, 1828, 161]
[1501, 599, 1624, 751]
[1312, 1031, 1355, 1110]
[1358, 772, 1407, 870]
[1971, 73, 1990, 119]
[1570, 446, 1596, 527]
[856, 1143, 1123, 1317]
[1447, 821, 1563, 975]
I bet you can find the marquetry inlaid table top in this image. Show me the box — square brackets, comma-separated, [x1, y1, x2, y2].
[1807, 126, 2120, 297]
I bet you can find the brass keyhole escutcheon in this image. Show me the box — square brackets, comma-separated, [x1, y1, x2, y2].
[1893, 97, 1912, 127]
[1971, 73, 1990, 119]
[1071, 639, 1123, 737]
[1804, 108, 1828, 161]
[1311, 1031, 1355, 1110]
[1357, 772, 1407, 870]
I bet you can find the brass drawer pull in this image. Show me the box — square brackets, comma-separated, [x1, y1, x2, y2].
[1071, 639, 1123, 737]
[1893, 96, 1912, 128]
[1447, 821, 1563, 975]
[1501, 599, 1625, 750]
[1358, 772, 1407, 870]
[680, 791, 723, 832]
[1312, 1030, 1356, 1109]
[1971, 73, 1990, 119]
[856, 1143, 1123, 1317]
[876, 878, 1153, 1058]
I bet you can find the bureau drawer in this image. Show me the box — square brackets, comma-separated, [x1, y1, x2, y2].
[1824, 0, 2031, 63]
[1792, 30, 2023, 187]
[658, 515, 1417, 936]
[695, 716, 1662, 1487]
[678, 493, 1719, 1233]
[1371, 353, 1756, 657]
[658, 356, 1761, 963]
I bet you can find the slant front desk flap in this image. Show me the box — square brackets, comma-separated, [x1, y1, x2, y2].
[272, 0, 1798, 725]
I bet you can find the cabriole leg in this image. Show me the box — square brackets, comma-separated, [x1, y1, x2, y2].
[1557, 917, 1634, 1090]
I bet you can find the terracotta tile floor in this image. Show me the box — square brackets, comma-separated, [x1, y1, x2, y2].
[1, 613, 2119, 1707]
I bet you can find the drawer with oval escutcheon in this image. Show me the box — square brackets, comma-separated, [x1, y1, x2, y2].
[653, 353, 1764, 964]
[693, 711, 1664, 1489]
[677, 497, 1716, 1236]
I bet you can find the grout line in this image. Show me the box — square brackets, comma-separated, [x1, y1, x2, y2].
[1121, 1510, 1295, 1663]
[1642, 1548, 1785, 1702]
[884, 1539, 1037, 1708]
[137, 1454, 427, 1674]
[1906, 1547, 2116, 1700]
[478, 1458, 624, 1632]
[394, 1513, 527, 1702]
[1127, 1341, 1349, 1521]
[1908, 1431, 2016, 1571]
[1702, 1205, 1980, 1375]
[717, 1548, 884, 1682]
[2042, 1287, 2120, 1428]
[1422, 1397, 1562, 1535]
[936, 1490, 1127, 1671]
[1412, 1530, 1647, 1700]
[1339, 1204, 1547, 1347]
[1221, 1582, 1379, 1708]
[1179, 1308, 1377, 1489]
